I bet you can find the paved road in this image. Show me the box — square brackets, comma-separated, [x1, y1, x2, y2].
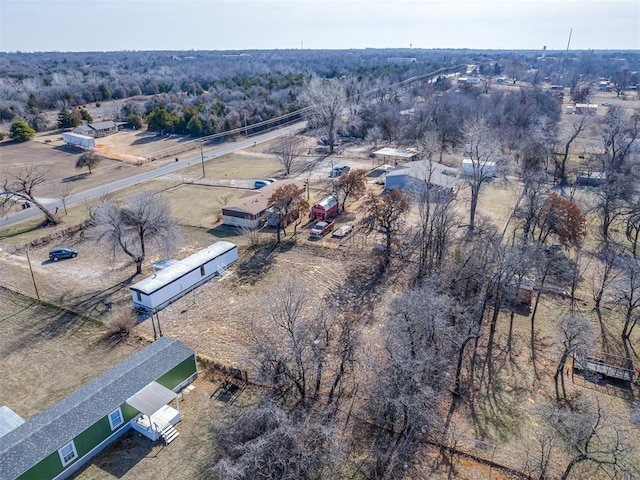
[0, 121, 306, 229]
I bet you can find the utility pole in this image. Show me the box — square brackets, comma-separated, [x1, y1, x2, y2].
[198, 141, 205, 178]
[25, 249, 40, 300]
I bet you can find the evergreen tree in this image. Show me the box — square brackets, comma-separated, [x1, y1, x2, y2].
[9, 120, 36, 142]
[57, 107, 80, 128]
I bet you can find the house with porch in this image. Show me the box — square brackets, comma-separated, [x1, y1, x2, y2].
[0, 337, 197, 480]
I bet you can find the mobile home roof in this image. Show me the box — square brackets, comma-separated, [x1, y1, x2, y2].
[130, 241, 236, 295]
[0, 337, 195, 480]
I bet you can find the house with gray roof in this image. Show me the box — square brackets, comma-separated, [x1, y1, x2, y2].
[73, 121, 126, 138]
[0, 337, 197, 480]
[384, 160, 459, 193]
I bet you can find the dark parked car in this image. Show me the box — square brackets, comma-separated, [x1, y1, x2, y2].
[49, 247, 78, 262]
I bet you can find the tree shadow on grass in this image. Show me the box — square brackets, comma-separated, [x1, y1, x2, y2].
[468, 378, 526, 444]
[3, 304, 97, 355]
[236, 242, 278, 285]
[59, 273, 139, 318]
[78, 429, 159, 479]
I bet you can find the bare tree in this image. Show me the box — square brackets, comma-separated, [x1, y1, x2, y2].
[335, 168, 367, 213]
[267, 183, 309, 244]
[55, 182, 74, 215]
[462, 119, 503, 232]
[614, 256, 640, 340]
[300, 77, 346, 154]
[274, 134, 304, 176]
[211, 401, 339, 480]
[75, 151, 101, 174]
[250, 281, 359, 411]
[547, 400, 636, 480]
[553, 115, 590, 186]
[0, 165, 59, 224]
[360, 189, 409, 259]
[554, 315, 594, 402]
[90, 192, 179, 275]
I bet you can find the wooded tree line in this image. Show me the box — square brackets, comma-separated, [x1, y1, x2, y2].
[1, 49, 638, 135]
[210, 61, 640, 479]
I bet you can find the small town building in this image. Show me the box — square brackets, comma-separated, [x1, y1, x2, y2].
[461, 159, 496, 178]
[0, 337, 197, 480]
[576, 171, 606, 186]
[73, 121, 126, 138]
[574, 103, 598, 115]
[129, 241, 238, 312]
[222, 180, 304, 228]
[373, 147, 419, 164]
[311, 195, 338, 220]
[383, 160, 459, 192]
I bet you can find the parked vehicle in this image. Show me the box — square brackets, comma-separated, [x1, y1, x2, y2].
[254, 179, 273, 189]
[310, 221, 335, 238]
[49, 247, 78, 262]
[330, 165, 351, 177]
[332, 224, 353, 238]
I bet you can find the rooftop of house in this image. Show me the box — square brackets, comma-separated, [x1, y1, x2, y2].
[0, 337, 195, 479]
[222, 180, 304, 216]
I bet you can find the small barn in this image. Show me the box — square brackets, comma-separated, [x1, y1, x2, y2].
[311, 195, 338, 220]
[0, 337, 197, 480]
[130, 241, 237, 312]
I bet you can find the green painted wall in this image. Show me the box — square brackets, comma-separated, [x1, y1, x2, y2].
[156, 355, 197, 390]
[16, 355, 196, 480]
[17, 404, 137, 480]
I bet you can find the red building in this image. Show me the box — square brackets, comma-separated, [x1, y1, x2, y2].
[311, 195, 338, 220]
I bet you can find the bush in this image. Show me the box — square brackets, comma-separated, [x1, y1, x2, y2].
[9, 120, 36, 142]
[108, 310, 137, 339]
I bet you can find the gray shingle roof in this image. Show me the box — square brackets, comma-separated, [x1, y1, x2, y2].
[88, 121, 118, 130]
[0, 337, 195, 479]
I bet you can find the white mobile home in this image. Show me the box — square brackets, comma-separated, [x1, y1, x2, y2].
[129, 241, 238, 312]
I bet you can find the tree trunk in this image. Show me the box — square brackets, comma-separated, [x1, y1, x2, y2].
[468, 186, 479, 232]
[554, 351, 569, 402]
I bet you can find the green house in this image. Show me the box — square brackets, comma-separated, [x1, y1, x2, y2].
[0, 337, 197, 480]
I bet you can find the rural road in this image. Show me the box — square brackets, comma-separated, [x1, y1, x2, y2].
[0, 121, 307, 229]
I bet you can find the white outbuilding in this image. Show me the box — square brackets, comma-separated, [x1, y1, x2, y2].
[461, 159, 496, 178]
[129, 241, 238, 312]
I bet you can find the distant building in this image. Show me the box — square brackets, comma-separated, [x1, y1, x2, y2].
[222, 180, 304, 228]
[387, 57, 417, 64]
[73, 121, 126, 138]
[574, 104, 598, 115]
[458, 76, 481, 85]
[373, 147, 419, 164]
[384, 160, 459, 192]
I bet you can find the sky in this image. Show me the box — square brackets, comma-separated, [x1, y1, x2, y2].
[0, 0, 638, 52]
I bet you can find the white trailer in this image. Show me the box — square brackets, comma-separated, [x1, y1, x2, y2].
[461, 159, 495, 178]
[129, 241, 238, 312]
[62, 132, 96, 148]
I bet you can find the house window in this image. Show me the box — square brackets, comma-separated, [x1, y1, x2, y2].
[58, 441, 78, 467]
[108, 407, 124, 430]
[200, 266, 205, 277]
[136, 291, 141, 302]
